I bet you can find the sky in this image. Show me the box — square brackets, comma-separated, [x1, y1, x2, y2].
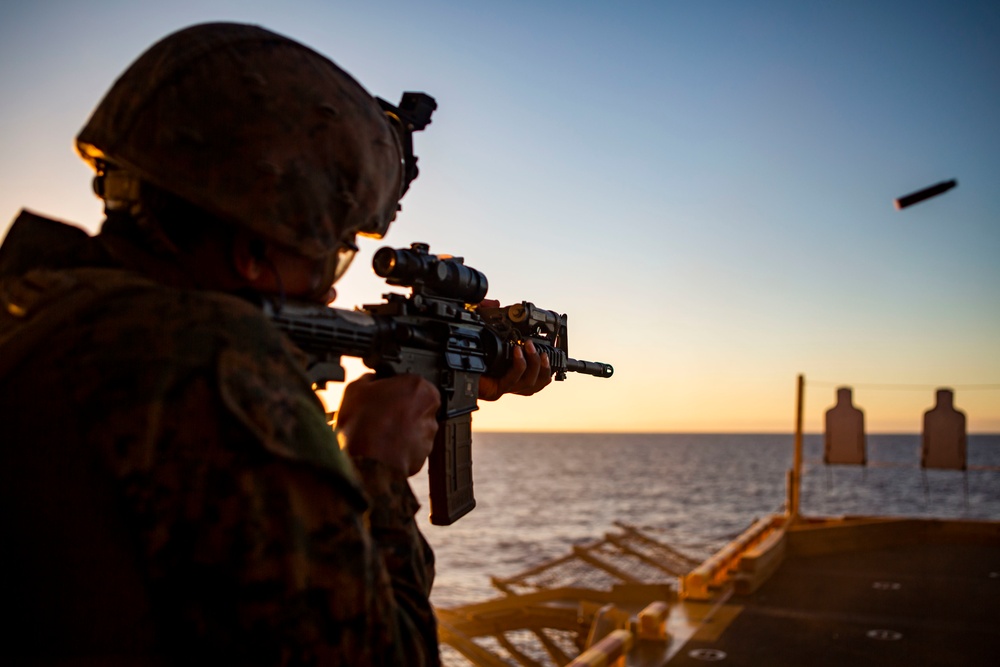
[2, 0, 998, 433]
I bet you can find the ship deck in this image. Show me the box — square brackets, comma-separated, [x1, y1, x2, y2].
[660, 517, 1000, 666]
[435, 516, 1000, 666]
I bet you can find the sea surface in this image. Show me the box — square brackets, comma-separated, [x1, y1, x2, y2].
[411, 432, 1000, 608]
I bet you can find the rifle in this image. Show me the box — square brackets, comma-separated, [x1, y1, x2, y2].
[264, 242, 613, 525]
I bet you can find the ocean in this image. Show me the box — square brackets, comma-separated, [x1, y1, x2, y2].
[411, 432, 1000, 608]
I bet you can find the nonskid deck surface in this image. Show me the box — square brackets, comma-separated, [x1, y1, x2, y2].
[435, 519, 1000, 666]
[665, 539, 1000, 666]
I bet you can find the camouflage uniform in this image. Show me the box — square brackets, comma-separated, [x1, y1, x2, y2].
[0, 211, 439, 665]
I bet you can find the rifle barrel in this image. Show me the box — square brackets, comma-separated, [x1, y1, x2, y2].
[567, 358, 614, 378]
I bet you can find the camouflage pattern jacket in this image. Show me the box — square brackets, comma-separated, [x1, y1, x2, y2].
[0, 211, 439, 665]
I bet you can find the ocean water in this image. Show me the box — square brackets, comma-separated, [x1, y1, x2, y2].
[411, 432, 1000, 608]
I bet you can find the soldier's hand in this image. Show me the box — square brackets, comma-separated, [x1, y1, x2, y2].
[337, 374, 440, 477]
[478, 339, 553, 401]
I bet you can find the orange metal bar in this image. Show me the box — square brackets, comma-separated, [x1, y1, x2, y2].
[682, 517, 775, 599]
[638, 601, 670, 640]
[567, 629, 634, 667]
[790, 374, 805, 518]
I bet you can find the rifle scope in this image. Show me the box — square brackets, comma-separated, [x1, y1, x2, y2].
[373, 243, 489, 304]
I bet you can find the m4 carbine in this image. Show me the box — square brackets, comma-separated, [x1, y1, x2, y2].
[264, 242, 613, 525]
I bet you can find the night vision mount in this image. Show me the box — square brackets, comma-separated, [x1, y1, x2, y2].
[378, 92, 437, 199]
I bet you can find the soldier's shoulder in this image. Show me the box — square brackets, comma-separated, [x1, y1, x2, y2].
[74, 274, 358, 484]
[77, 271, 288, 357]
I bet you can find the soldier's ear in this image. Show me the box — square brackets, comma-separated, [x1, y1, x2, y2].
[232, 234, 266, 282]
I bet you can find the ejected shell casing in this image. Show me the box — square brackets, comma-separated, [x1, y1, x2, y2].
[894, 179, 957, 210]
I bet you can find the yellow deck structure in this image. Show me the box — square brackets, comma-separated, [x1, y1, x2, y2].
[436, 515, 1000, 666]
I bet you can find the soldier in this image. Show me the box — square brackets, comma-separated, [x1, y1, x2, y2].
[0, 22, 549, 665]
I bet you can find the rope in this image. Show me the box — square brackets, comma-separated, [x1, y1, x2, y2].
[807, 380, 1000, 391]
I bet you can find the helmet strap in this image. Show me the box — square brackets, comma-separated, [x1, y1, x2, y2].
[255, 253, 287, 309]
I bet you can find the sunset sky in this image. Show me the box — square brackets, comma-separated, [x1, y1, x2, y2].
[2, 1, 998, 433]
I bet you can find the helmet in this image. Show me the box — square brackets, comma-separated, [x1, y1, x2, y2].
[76, 22, 405, 260]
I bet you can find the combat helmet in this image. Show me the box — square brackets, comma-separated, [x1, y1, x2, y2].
[76, 22, 423, 264]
